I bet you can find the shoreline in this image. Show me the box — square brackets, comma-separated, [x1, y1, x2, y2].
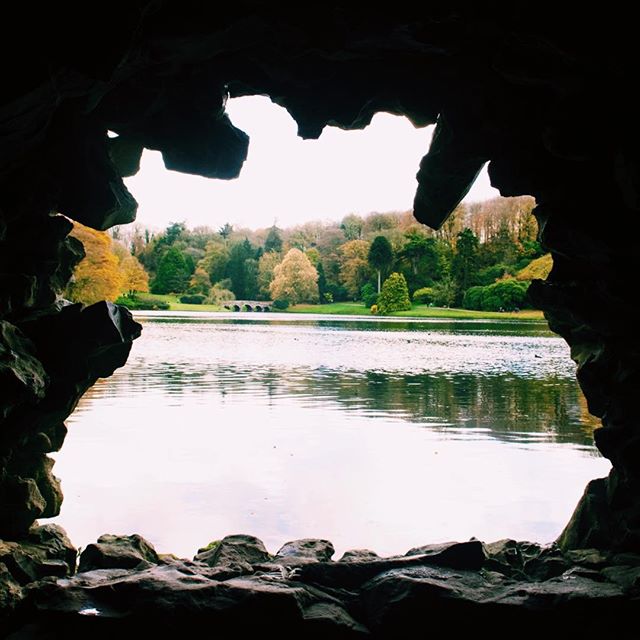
[123, 296, 546, 321]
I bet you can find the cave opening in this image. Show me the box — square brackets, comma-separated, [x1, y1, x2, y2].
[47, 97, 609, 560]
[2, 5, 639, 635]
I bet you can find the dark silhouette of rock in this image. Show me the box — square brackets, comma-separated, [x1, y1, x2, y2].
[0, 321, 47, 420]
[0, 302, 141, 538]
[78, 534, 159, 572]
[296, 540, 485, 590]
[601, 564, 640, 591]
[6, 534, 637, 638]
[405, 539, 485, 569]
[0, 563, 22, 616]
[0, 522, 76, 615]
[2, 2, 640, 552]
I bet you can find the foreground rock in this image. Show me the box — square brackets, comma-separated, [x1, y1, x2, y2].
[194, 534, 271, 572]
[3, 533, 639, 638]
[2, 2, 640, 578]
[0, 524, 76, 627]
[274, 539, 335, 565]
[0, 524, 76, 586]
[78, 534, 159, 572]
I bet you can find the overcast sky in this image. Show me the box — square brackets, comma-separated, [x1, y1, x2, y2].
[125, 96, 500, 230]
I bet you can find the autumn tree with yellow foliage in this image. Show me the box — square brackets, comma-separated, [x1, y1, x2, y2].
[65, 222, 148, 305]
[119, 254, 150, 295]
[269, 248, 319, 305]
[339, 239, 371, 299]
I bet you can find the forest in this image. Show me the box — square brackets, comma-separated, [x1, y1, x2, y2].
[65, 196, 552, 313]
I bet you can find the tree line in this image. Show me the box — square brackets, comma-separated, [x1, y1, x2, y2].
[65, 196, 550, 312]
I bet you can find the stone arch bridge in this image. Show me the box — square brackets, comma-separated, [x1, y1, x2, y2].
[223, 300, 273, 312]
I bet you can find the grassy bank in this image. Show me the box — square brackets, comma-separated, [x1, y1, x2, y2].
[285, 302, 545, 320]
[123, 294, 544, 320]
[121, 293, 224, 312]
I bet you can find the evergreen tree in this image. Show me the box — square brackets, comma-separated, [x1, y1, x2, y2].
[199, 240, 229, 284]
[398, 232, 448, 292]
[316, 262, 328, 302]
[368, 235, 394, 293]
[481, 223, 518, 267]
[361, 282, 378, 308]
[225, 239, 256, 298]
[152, 247, 190, 294]
[451, 228, 479, 303]
[164, 222, 186, 246]
[377, 272, 411, 314]
[264, 225, 283, 253]
[244, 258, 259, 299]
[219, 223, 233, 242]
[184, 253, 196, 277]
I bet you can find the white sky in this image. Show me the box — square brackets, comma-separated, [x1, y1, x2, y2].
[125, 96, 500, 230]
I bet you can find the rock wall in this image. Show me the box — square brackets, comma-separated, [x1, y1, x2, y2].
[6, 533, 640, 638]
[1, 4, 639, 558]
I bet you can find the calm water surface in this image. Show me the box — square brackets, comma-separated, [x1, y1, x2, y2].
[51, 312, 610, 557]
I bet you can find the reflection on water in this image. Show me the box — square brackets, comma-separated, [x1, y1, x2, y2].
[51, 313, 609, 558]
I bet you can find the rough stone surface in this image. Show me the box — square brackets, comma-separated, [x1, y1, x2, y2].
[275, 539, 335, 565]
[0, 522, 76, 628]
[3, 534, 638, 638]
[339, 550, 381, 563]
[193, 534, 271, 576]
[0, 301, 141, 537]
[601, 565, 640, 591]
[0, 563, 23, 614]
[0, 321, 47, 420]
[405, 540, 486, 569]
[78, 534, 159, 572]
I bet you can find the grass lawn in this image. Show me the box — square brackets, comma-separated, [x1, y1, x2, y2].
[286, 302, 545, 320]
[286, 302, 368, 315]
[132, 293, 224, 312]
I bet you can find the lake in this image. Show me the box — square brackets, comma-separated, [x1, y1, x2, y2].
[50, 312, 610, 558]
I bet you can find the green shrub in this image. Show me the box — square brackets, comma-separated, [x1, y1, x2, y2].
[327, 283, 349, 302]
[463, 279, 529, 311]
[377, 272, 411, 314]
[273, 299, 289, 310]
[206, 284, 234, 306]
[488, 279, 529, 311]
[360, 283, 378, 308]
[179, 293, 206, 304]
[476, 264, 510, 286]
[432, 277, 457, 307]
[481, 294, 502, 311]
[115, 295, 170, 311]
[412, 287, 435, 304]
[462, 286, 485, 310]
[513, 257, 532, 272]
